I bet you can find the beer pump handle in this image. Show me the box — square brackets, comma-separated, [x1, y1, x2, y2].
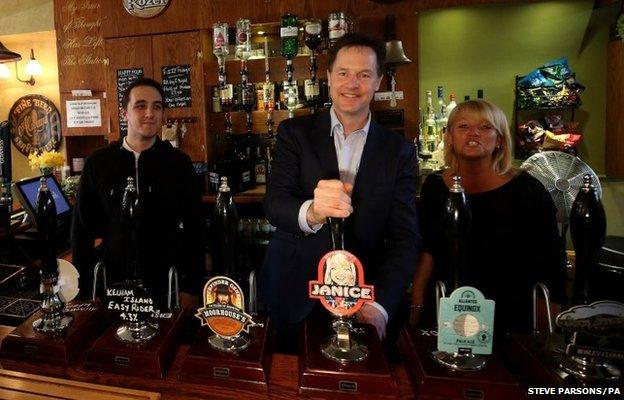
[445, 176, 471, 290]
[435, 281, 447, 324]
[167, 266, 180, 312]
[327, 217, 345, 251]
[35, 177, 58, 276]
[569, 174, 606, 305]
[249, 269, 257, 315]
[121, 177, 141, 285]
[532, 282, 554, 334]
[92, 261, 108, 301]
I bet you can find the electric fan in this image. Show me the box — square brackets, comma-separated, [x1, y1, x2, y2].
[521, 151, 601, 236]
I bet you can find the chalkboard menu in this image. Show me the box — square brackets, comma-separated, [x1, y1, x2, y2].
[116, 68, 143, 136]
[162, 64, 192, 108]
[106, 283, 155, 323]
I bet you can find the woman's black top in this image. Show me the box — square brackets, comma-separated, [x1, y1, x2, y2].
[419, 171, 566, 334]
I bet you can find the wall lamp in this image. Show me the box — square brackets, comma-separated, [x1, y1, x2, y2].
[0, 42, 43, 86]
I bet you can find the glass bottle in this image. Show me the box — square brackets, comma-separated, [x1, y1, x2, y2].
[328, 12, 347, 46]
[424, 90, 437, 154]
[281, 14, 299, 59]
[304, 19, 323, 52]
[447, 93, 457, 115]
[436, 85, 448, 134]
[235, 19, 251, 61]
[213, 22, 229, 89]
[283, 80, 299, 118]
[212, 22, 229, 59]
[254, 147, 267, 184]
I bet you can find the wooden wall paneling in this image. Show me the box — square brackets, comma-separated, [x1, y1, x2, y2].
[54, 0, 107, 91]
[60, 92, 109, 137]
[104, 36, 154, 142]
[606, 40, 624, 178]
[101, 0, 205, 39]
[152, 31, 208, 162]
[200, 0, 420, 24]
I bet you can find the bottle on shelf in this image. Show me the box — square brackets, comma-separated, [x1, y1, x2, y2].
[447, 93, 457, 115]
[328, 11, 347, 46]
[281, 14, 299, 118]
[435, 85, 448, 134]
[282, 80, 300, 119]
[232, 139, 253, 192]
[254, 146, 268, 185]
[212, 22, 229, 89]
[304, 19, 322, 112]
[304, 19, 323, 52]
[423, 90, 438, 154]
[235, 18, 252, 63]
[281, 14, 299, 60]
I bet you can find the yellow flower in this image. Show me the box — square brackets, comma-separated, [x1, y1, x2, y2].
[28, 151, 65, 170]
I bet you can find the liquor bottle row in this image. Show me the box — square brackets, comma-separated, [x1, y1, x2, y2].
[213, 12, 352, 62]
[208, 135, 273, 193]
[417, 86, 485, 173]
[210, 78, 331, 114]
[238, 218, 276, 243]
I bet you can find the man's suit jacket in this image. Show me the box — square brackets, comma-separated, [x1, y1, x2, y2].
[260, 111, 420, 326]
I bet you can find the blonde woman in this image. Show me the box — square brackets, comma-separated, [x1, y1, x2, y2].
[411, 100, 565, 335]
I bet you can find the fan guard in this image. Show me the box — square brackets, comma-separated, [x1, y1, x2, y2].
[521, 151, 601, 225]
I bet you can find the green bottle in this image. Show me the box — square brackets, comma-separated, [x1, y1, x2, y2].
[281, 14, 298, 59]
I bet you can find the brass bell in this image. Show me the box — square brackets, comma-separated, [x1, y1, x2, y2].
[385, 39, 411, 67]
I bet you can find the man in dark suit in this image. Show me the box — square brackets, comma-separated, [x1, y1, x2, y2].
[260, 33, 420, 340]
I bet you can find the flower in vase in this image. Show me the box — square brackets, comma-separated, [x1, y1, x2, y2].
[28, 151, 65, 176]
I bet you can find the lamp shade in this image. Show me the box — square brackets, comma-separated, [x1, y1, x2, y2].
[25, 59, 43, 76]
[0, 42, 21, 62]
[0, 63, 10, 79]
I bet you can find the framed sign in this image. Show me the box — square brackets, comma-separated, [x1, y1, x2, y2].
[123, 0, 170, 18]
[9, 95, 61, 156]
[66, 99, 102, 128]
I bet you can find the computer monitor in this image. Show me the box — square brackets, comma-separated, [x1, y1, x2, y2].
[13, 174, 72, 223]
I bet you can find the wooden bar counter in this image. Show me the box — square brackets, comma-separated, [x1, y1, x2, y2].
[0, 325, 415, 399]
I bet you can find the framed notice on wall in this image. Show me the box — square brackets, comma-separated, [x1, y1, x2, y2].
[161, 64, 191, 108]
[66, 99, 102, 128]
[116, 68, 143, 136]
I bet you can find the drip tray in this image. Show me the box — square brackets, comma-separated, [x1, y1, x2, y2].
[0, 264, 25, 286]
[0, 296, 40, 326]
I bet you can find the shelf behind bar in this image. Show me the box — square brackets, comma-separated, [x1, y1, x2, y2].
[202, 185, 266, 203]
[208, 108, 319, 134]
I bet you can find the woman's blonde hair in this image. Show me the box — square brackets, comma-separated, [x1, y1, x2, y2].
[443, 99, 513, 176]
